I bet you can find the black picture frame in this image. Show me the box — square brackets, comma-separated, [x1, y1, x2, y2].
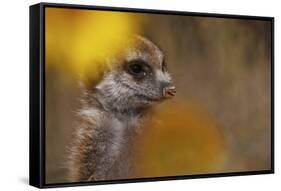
[29, 2, 274, 189]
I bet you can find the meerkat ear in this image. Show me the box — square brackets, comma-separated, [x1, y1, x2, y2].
[78, 81, 87, 91]
[78, 81, 91, 99]
[78, 77, 99, 93]
[78, 79, 100, 107]
[79, 60, 109, 92]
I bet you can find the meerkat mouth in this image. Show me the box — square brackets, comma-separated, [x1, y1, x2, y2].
[136, 94, 163, 102]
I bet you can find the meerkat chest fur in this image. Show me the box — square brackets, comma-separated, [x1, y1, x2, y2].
[76, 104, 146, 180]
[89, 107, 144, 157]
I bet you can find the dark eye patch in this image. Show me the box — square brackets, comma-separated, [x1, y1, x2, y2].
[162, 60, 167, 72]
[126, 59, 152, 80]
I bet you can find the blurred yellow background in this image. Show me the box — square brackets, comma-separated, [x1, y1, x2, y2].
[46, 8, 141, 81]
[45, 7, 272, 183]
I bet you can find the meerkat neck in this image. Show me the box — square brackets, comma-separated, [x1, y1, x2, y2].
[92, 88, 150, 118]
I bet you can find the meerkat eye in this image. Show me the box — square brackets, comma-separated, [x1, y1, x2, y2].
[130, 63, 143, 74]
[126, 60, 150, 79]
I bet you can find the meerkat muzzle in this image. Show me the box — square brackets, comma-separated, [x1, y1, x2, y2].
[163, 86, 176, 98]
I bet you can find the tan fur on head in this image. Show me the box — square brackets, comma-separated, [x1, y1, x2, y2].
[82, 35, 166, 90]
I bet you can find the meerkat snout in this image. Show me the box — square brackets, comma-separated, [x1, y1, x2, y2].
[163, 85, 176, 98]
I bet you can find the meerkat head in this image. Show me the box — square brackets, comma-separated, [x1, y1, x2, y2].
[83, 36, 175, 112]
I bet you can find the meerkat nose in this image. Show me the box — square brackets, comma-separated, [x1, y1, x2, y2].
[163, 86, 176, 98]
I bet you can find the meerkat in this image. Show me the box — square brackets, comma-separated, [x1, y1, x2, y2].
[67, 36, 176, 182]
